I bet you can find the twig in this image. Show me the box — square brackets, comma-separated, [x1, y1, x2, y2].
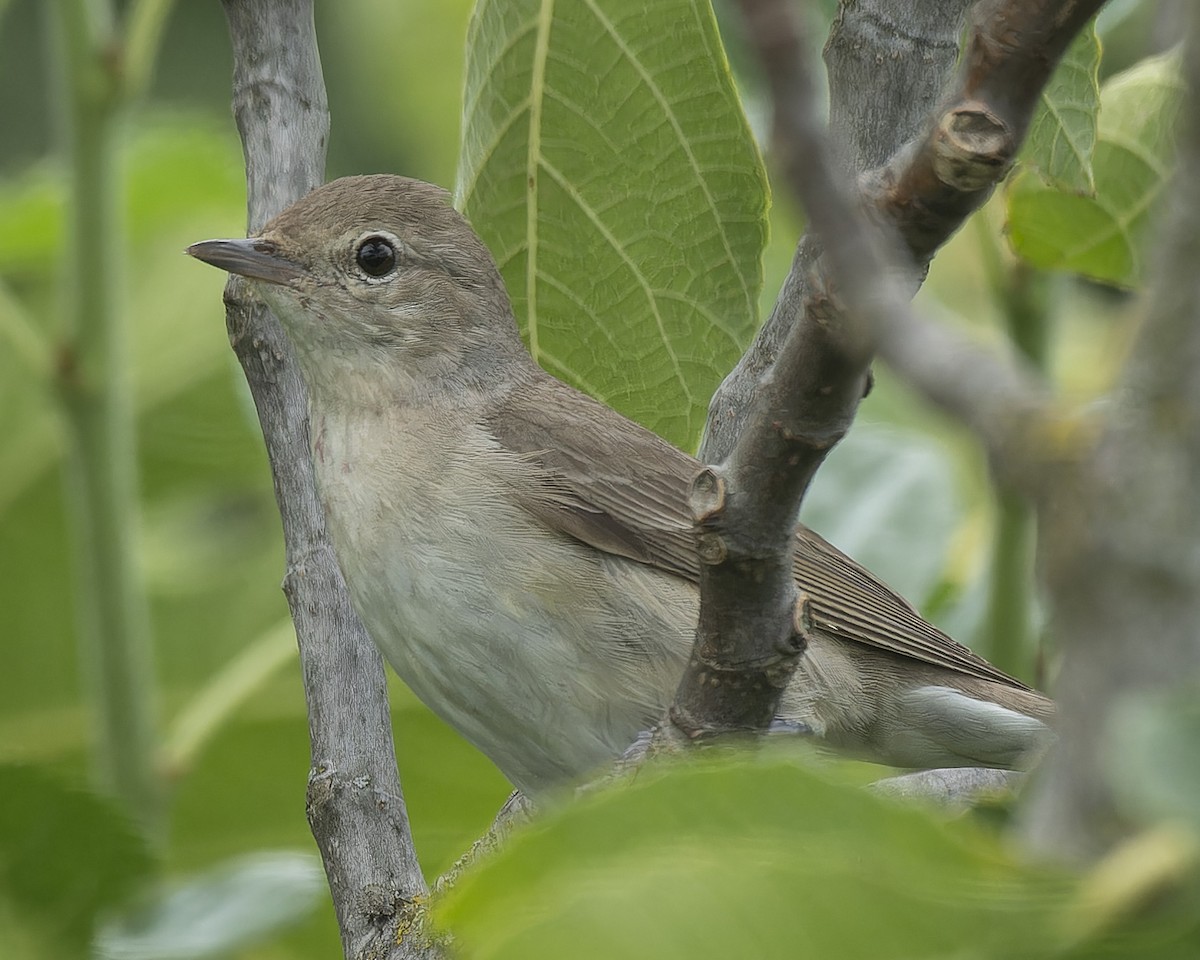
[218, 2, 436, 956]
[874, 310, 1059, 496]
[52, 0, 162, 837]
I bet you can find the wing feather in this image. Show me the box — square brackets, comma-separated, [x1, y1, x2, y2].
[487, 374, 1027, 691]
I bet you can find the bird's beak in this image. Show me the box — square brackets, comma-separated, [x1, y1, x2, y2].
[186, 238, 309, 286]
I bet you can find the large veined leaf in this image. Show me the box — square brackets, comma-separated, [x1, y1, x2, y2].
[1006, 50, 1183, 287]
[457, 0, 769, 449]
[1020, 24, 1101, 194]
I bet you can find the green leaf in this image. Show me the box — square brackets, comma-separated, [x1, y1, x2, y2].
[0, 764, 155, 953]
[458, 0, 769, 449]
[95, 852, 325, 960]
[1020, 25, 1101, 193]
[1007, 50, 1184, 287]
[439, 759, 1068, 960]
[800, 424, 962, 608]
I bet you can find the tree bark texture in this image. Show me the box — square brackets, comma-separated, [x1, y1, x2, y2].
[218, 2, 437, 956]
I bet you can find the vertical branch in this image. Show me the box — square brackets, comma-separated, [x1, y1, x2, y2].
[51, 0, 162, 835]
[218, 2, 436, 956]
[1023, 5, 1200, 860]
[984, 489, 1039, 680]
[670, 0, 876, 740]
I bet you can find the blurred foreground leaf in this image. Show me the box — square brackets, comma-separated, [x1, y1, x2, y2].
[1063, 825, 1200, 959]
[439, 759, 1067, 960]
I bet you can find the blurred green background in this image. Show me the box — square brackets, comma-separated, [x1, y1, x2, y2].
[1, 2, 511, 957]
[0, 0, 1179, 957]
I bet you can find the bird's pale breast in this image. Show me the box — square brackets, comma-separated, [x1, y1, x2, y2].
[309, 403, 693, 794]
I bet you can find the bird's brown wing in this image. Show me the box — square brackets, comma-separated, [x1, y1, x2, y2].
[487, 373, 1029, 691]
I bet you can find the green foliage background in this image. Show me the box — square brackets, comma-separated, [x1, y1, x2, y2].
[0, 0, 1195, 957]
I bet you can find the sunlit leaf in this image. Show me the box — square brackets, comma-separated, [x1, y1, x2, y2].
[1007, 50, 1183, 287]
[458, 0, 769, 449]
[1020, 25, 1101, 193]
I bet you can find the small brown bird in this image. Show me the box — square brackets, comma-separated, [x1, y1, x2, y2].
[189, 175, 1053, 796]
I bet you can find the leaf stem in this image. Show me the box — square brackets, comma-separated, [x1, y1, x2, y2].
[122, 0, 178, 99]
[976, 211, 1050, 681]
[51, 0, 162, 835]
[162, 619, 297, 778]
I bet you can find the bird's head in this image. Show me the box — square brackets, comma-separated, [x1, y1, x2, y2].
[189, 175, 524, 395]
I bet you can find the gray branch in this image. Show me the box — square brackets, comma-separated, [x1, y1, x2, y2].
[672, 0, 876, 739]
[707, 0, 1102, 482]
[692, 0, 1100, 799]
[873, 767, 1023, 809]
[701, 0, 974, 462]
[875, 311, 1056, 497]
[1022, 5, 1200, 861]
[218, 2, 436, 956]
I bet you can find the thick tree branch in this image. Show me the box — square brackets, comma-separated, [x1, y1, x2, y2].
[672, 314, 870, 734]
[702, 0, 975, 461]
[680, 0, 1096, 773]
[705, 0, 1103, 479]
[723, 0, 1103, 564]
[218, 2, 435, 956]
[825, 0, 973, 172]
[873, 0, 1104, 266]
[867, 0, 1109, 494]
[672, 0, 875, 737]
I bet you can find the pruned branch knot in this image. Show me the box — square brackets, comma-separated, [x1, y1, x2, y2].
[695, 531, 728, 565]
[934, 103, 1012, 190]
[689, 467, 726, 519]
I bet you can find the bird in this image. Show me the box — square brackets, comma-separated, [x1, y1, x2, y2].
[188, 174, 1053, 797]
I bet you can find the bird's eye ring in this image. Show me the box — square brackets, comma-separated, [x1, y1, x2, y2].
[355, 235, 398, 278]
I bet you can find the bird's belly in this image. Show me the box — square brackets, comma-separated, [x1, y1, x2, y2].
[320, 463, 694, 795]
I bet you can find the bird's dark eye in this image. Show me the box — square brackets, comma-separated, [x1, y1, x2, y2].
[355, 236, 397, 277]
